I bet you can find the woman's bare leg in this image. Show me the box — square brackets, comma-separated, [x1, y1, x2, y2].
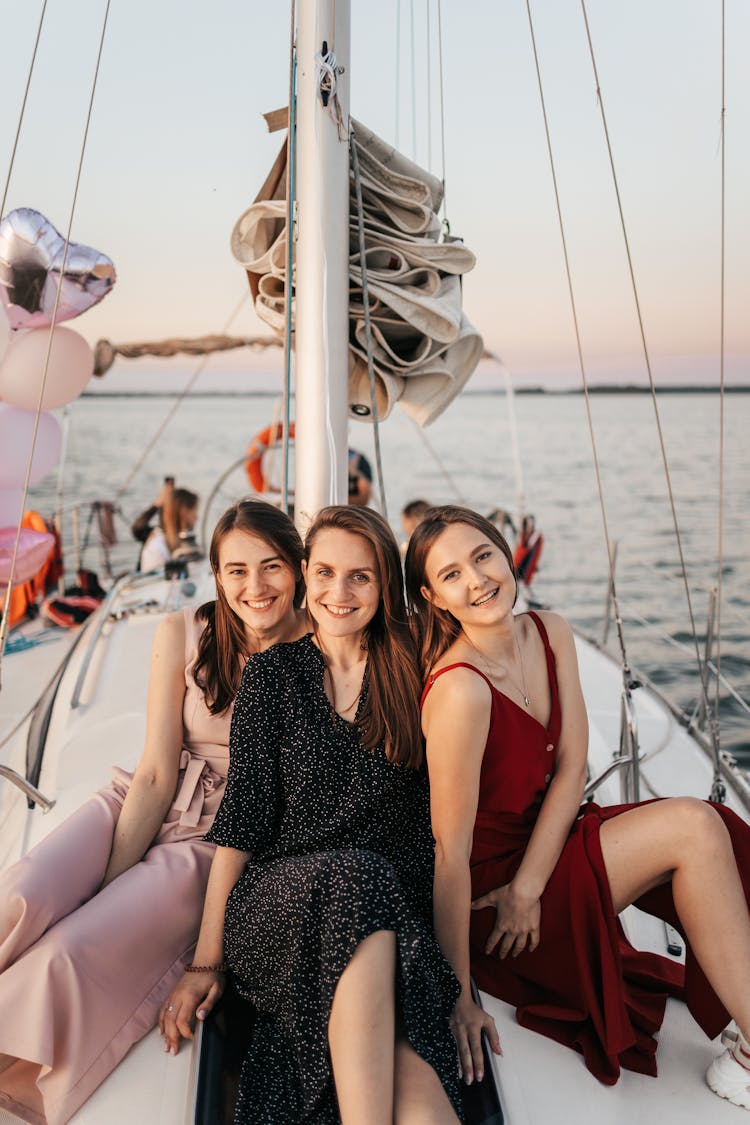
[328, 930, 396, 1125]
[394, 1039, 460, 1124]
[599, 797, 750, 1038]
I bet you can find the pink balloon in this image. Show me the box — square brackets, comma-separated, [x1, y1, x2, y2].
[0, 208, 116, 330]
[0, 326, 94, 410]
[0, 487, 24, 527]
[0, 526, 54, 586]
[0, 404, 62, 487]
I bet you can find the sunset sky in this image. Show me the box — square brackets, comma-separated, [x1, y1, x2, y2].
[1, 0, 748, 390]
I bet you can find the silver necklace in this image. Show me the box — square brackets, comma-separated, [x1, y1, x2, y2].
[465, 628, 532, 708]
[315, 632, 367, 722]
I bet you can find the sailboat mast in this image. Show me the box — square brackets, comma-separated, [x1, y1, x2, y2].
[293, 0, 351, 532]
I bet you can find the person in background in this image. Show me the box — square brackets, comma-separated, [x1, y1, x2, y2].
[400, 499, 433, 559]
[347, 448, 373, 507]
[406, 505, 750, 1109]
[161, 505, 462, 1123]
[133, 481, 200, 572]
[131, 478, 175, 545]
[486, 507, 516, 542]
[513, 514, 544, 587]
[0, 500, 308, 1125]
[401, 499, 432, 540]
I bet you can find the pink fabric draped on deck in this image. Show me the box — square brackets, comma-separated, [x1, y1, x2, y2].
[0, 607, 231, 1125]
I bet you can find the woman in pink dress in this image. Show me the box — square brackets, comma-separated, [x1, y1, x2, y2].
[0, 499, 308, 1125]
[405, 505, 750, 1111]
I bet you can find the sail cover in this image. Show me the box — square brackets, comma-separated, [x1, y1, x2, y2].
[230, 120, 482, 426]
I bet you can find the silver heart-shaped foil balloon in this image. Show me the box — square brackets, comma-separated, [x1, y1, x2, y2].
[0, 207, 116, 329]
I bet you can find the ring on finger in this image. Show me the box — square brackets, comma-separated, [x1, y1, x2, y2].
[166, 1004, 174, 1012]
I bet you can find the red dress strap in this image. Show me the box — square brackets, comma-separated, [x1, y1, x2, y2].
[525, 611, 562, 734]
[526, 611, 556, 683]
[420, 662, 494, 709]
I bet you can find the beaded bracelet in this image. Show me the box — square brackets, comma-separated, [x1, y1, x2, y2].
[183, 962, 227, 974]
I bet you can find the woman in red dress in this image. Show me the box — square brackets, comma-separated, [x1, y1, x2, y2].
[405, 505, 750, 1110]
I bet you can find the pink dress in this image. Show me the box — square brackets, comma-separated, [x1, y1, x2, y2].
[0, 607, 231, 1125]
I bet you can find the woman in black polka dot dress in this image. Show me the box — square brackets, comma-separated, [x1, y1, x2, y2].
[164, 506, 461, 1123]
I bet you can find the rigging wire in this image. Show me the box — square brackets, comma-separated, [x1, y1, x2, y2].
[523, 0, 632, 684]
[395, 0, 401, 148]
[613, 603, 750, 720]
[114, 290, 250, 503]
[578, 0, 724, 797]
[0, 0, 113, 677]
[282, 0, 298, 515]
[53, 407, 72, 594]
[436, 0, 448, 229]
[350, 128, 388, 520]
[406, 416, 466, 503]
[715, 0, 726, 755]
[410, 0, 417, 159]
[0, 0, 48, 223]
[502, 364, 526, 524]
[426, 0, 432, 170]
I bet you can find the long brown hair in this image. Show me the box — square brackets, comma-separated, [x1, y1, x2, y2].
[194, 499, 305, 714]
[405, 505, 518, 676]
[162, 488, 199, 550]
[305, 505, 423, 769]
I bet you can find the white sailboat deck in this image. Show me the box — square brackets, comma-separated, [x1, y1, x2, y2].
[1, 562, 748, 1123]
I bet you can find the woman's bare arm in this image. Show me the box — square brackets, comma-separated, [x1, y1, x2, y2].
[424, 667, 500, 1082]
[160, 844, 249, 1052]
[100, 612, 188, 888]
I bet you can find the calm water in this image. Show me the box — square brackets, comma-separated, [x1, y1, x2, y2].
[28, 389, 750, 762]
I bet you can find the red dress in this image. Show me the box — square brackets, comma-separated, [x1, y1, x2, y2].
[422, 611, 750, 1084]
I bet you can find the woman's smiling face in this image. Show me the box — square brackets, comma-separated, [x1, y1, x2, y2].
[216, 528, 298, 638]
[303, 528, 381, 639]
[421, 522, 517, 627]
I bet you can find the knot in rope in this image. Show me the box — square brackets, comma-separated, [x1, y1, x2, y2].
[315, 42, 345, 136]
[315, 45, 339, 108]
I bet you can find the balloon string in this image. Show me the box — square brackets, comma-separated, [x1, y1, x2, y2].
[0, 1, 112, 679]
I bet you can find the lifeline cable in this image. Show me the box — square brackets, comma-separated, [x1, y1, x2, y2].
[714, 0, 726, 767]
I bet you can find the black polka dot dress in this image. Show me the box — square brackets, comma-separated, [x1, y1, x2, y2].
[205, 635, 461, 1123]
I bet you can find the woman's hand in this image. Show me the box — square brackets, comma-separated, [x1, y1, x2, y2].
[159, 970, 225, 1054]
[472, 881, 541, 959]
[449, 990, 502, 1084]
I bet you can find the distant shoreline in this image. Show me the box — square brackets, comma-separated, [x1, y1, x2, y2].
[81, 385, 750, 399]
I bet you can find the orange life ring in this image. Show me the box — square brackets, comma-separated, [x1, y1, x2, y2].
[245, 421, 295, 493]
